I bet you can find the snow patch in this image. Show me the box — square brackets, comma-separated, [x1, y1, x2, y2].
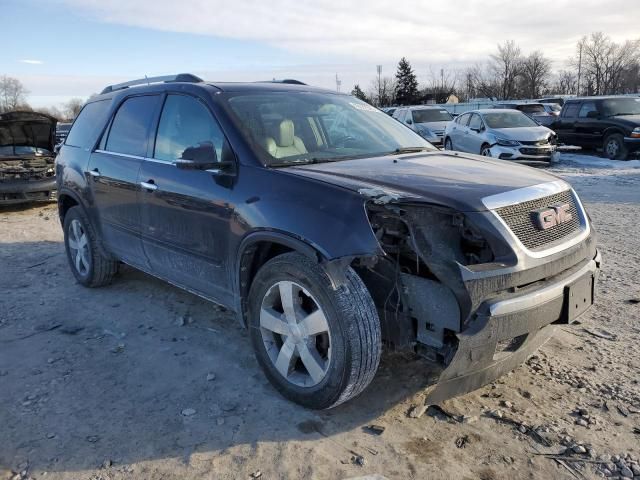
[555, 152, 640, 169]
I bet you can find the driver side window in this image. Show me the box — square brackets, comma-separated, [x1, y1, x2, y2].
[154, 94, 227, 163]
[468, 114, 482, 130]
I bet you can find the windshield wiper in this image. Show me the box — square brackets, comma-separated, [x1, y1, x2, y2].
[268, 157, 331, 168]
[388, 147, 433, 155]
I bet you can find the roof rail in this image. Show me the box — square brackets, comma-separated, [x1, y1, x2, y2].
[257, 79, 307, 85]
[100, 73, 203, 95]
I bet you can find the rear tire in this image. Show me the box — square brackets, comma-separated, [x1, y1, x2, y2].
[603, 133, 628, 160]
[63, 206, 118, 287]
[248, 252, 381, 409]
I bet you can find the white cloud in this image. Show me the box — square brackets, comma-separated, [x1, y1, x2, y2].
[20, 59, 44, 65]
[63, 0, 638, 64]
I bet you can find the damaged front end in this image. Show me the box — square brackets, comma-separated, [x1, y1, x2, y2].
[356, 185, 600, 404]
[0, 111, 58, 205]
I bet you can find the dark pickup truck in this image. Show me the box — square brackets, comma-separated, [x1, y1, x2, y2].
[553, 96, 640, 160]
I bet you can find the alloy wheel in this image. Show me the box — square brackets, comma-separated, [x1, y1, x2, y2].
[606, 139, 619, 158]
[68, 219, 90, 276]
[259, 281, 331, 387]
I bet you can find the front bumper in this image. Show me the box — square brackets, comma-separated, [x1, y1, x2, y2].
[623, 137, 640, 153]
[0, 177, 57, 205]
[425, 249, 601, 404]
[489, 144, 555, 164]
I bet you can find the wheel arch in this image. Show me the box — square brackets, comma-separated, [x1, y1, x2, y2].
[233, 230, 327, 328]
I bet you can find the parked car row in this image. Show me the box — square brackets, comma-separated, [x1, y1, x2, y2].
[385, 94, 640, 161]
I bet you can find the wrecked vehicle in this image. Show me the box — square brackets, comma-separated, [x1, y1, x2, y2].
[55, 74, 600, 409]
[0, 111, 57, 205]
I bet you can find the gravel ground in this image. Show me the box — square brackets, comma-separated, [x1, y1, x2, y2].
[1, 155, 639, 480]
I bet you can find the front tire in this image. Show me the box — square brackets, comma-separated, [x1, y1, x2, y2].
[480, 144, 492, 157]
[63, 206, 118, 287]
[248, 252, 381, 409]
[603, 133, 628, 160]
[444, 137, 453, 150]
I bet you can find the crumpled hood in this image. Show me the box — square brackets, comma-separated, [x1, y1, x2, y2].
[490, 126, 553, 142]
[286, 151, 564, 212]
[0, 111, 57, 158]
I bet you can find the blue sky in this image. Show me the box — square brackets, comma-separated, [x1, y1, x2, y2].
[2, 0, 638, 108]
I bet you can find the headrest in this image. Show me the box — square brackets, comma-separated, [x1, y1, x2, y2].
[278, 120, 295, 147]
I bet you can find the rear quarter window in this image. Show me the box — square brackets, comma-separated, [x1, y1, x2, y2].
[65, 100, 110, 148]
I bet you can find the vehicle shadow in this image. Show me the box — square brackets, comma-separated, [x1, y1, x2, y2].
[0, 240, 437, 475]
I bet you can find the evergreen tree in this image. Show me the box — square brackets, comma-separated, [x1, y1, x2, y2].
[394, 57, 419, 105]
[351, 84, 368, 102]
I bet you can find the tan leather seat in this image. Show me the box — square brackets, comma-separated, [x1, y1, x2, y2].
[265, 120, 307, 158]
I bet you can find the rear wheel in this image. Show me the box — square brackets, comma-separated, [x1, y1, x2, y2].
[248, 252, 381, 409]
[63, 206, 118, 287]
[603, 133, 628, 160]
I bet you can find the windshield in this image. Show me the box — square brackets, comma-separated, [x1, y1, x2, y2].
[227, 92, 435, 166]
[483, 111, 539, 128]
[546, 103, 561, 112]
[601, 98, 640, 116]
[412, 109, 452, 123]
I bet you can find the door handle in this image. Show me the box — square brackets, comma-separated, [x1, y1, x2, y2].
[140, 180, 158, 191]
[88, 168, 100, 178]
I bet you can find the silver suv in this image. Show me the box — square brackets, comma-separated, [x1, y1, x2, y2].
[393, 106, 453, 146]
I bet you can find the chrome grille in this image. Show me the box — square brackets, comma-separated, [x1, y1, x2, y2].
[495, 190, 582, 250]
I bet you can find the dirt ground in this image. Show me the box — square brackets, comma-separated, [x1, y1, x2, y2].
[1, 156, 639, 480]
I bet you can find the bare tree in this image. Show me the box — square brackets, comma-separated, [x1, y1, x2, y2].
[464, 64, 501, 100]
[422, 67, 458, 103]
[520, 51, 552, 98]
[0, 75, 30, 113]
[367, 76, 396, 107]
[63, 98, 85, 120]
[489, 40, 523, 100]
[574, 32, 640, 95]
[553, 69, 578, 95]
[33, 105, 64, 120]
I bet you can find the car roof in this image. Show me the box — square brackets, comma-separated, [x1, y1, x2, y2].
[397, 105, 447, 111]
[91, 75, 341, 103]
[466, 109, 523, 114]
[564, 95, 640, 104]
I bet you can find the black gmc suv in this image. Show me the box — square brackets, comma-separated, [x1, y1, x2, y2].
[56, 74, 601, 409]
[553, 96, 640, 159]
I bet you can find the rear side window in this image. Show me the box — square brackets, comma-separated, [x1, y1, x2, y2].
[562, 103, 580, 118]
[65, 100, 110, 148]
[105, 95, 159, 157]
[154, 94, 228, 162]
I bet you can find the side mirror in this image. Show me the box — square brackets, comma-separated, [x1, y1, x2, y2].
[406, 119, 412, 125]
[586, 110, 599, 119]
[175, 142, 227, 171]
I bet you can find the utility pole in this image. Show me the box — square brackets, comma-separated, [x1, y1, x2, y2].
[376, 65, 382, 106]
[335, 74, 341, 93]
[576, 43, 583, 96]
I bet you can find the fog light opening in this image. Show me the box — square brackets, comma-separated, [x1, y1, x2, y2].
[493, 333, 528, 361]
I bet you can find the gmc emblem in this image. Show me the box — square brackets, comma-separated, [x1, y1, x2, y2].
[532, 203, 573, 230]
